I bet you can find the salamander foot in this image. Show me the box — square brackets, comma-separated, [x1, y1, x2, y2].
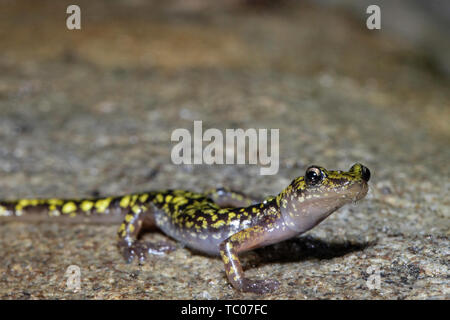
[118, 240, 176, 263]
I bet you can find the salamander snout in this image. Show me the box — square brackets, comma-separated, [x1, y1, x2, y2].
[361, 165, 370, 182]
[349, 163, 371, 182]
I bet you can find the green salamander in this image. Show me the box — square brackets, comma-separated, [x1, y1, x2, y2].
[0, 163, 370, 293]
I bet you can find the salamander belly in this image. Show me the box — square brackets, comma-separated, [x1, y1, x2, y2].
[157, 222, 226, 255]
[153, 209, 252, 256]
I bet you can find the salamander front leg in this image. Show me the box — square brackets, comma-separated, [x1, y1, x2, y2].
[117, 205, 175, 263]
[206, 187, 259, 208]
[219, 225, 280, 294]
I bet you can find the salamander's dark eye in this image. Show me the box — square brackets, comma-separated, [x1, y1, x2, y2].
[305, 166, 324, 186]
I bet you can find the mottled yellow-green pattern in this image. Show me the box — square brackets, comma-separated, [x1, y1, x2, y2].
[0, 163, 370, 294]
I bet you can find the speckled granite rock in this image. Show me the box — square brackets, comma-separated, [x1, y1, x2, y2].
[0, 0, 448, 299]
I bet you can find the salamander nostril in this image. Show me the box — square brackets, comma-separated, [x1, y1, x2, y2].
[361, 165, 371, 182]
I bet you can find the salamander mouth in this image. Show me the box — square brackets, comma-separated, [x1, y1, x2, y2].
[333, 180, 368, 204]
[353, 182, 369, 202]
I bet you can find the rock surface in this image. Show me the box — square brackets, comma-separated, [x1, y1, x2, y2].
[0, 0, 448, 299]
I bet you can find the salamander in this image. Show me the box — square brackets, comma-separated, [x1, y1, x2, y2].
[0, 163, 370, 293]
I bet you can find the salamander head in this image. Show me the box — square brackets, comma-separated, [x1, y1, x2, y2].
[278, 163, 370, 233]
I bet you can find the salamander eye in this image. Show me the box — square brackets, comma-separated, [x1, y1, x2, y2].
[305, 166, 324, 186]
